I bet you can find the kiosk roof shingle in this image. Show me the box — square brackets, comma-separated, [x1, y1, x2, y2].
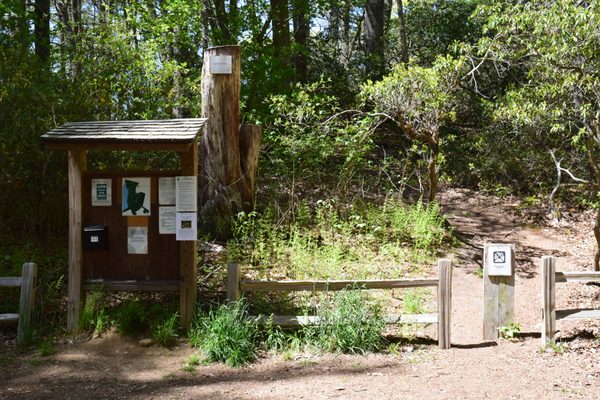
[42, 118, 207, 151]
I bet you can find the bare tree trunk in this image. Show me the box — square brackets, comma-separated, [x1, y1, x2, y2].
[427, 142, 439, 203]
[292, 0, 310, 83]
[365, 0, 385, 81]
[397, 0, 408, 64]
[271, 0, 291, 86]
[34, 0, 51, 63]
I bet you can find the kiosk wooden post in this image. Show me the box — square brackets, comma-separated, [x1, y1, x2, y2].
[67, 150, 86, 331]
[180, 140, 198, 328]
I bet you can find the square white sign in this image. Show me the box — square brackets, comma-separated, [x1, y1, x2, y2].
[485, 243, 513, 276]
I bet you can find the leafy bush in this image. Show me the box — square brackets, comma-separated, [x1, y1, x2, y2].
[308, 288, 386, 354]
[116, 300, 148, 335]
[152, 314, 179, 348]
[190, 301, 259, 367]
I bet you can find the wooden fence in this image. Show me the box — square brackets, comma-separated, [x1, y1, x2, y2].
[227, 259, 453, 349]
[0, 262, 37, 344]
[541, 256, 600, 345]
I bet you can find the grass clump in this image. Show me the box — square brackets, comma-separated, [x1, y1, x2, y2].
[152, 314, 179, 348]
[308, 288, 386, 354]
[80, 290, 109, 334]
[190, 301, 259, 367]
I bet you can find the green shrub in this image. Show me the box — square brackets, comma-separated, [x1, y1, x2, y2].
[152, 314, 179, 348]
[116, 300, 147, 335]
[190, 301, 259, 367]
[308, 288, 386, 354]
[80, 290, 109, 334]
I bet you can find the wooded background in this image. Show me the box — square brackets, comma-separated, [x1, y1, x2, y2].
[0, 1, 598, 265]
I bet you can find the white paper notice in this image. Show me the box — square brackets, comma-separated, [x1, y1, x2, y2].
[176, 212, 197, 241]
[158, 177, 176, 205]
[127, 226, 148, 254]
[159, 206, 176, 234]
[176, 176, 197, 212]
[91, 179, 112, 206]
[122, 177, 151, 216]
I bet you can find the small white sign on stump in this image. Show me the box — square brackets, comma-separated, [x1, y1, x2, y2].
[483, 243, 515, 340]
[209, 55, 233, 74]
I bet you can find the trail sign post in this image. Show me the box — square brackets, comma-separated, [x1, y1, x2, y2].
[483, 243, 515, 340]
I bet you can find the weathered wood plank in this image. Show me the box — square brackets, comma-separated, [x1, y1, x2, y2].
[483, 244, 515, 341]
[83, 280, 180, 292]
[67, 150, 86, 333]
[555, 271, 600, 283]
[227, 263, 241, 301]
[240, 278, 439, 292]
[541, 256, 557, 346]
[254, 313, 439, 327]
[179, 143, 198, 330]
[437, 259, 452, 349]
[0, 314, 19, 322]
[17, 262, 37, 344]
[556, 309, 600, 320]
[0, 277, 22, 288]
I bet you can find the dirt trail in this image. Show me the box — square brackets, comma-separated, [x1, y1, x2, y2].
[2, 188, 600, 399]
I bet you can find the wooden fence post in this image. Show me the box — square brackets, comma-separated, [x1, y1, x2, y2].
[541, 256, 556, 346]
[437, 259, 452, 349]
[227, 262, 241, 302]
[17, 262, 37, 344]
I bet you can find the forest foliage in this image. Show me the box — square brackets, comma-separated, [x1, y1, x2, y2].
[0, 0, 598, 266]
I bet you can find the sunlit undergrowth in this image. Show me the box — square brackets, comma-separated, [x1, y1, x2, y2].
[227, 197, 449, 280]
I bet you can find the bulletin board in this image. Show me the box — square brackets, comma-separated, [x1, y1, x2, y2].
[82, 171, 180, 280]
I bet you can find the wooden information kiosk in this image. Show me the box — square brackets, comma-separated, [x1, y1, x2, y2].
[42, 119, 206, 331]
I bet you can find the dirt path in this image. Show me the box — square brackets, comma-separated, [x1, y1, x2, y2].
[2, 188, 600, 399]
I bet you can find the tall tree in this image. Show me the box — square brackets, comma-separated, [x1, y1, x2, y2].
[476, 0, 600, 269]
[365, 0, 384, 80]
[271, 0, 292, 85]
[34, 0, 51, 63]
[292, 0, 310, 83]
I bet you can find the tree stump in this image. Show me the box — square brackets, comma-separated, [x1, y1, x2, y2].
[199, 45, 262, 237]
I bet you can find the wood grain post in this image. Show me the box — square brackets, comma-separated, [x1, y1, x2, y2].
[179, 142, 199, 329]
[227, 262, 241, 302]
[541, 256, 556, 346]
[483, 244, 515, 340]
[437, 259, 452, 349]
[17, 262, 37, 344]
[67, 150, 86, 332]
[239, 124, 262, 212]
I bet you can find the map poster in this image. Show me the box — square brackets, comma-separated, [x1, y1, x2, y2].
[159, 206, 176, 235]
[127, 226, 148, 254]
[91, 179, 112, 206]
[158, 177, 176, 205]
[122, 177, 151, 216]
[176, 212, 197, 241]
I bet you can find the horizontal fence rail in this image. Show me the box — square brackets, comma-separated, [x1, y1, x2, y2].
[0, 262, 37, 344]
[541, 256, 600, 345]
[228, 259, 453, 349]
